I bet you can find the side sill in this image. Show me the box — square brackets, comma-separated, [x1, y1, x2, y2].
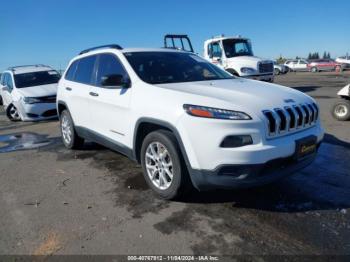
[75, 126, 136, 161]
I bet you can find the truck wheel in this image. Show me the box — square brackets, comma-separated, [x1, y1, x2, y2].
[0, 95, 3, 106]
[60, 109, 84, 149]
[332, 100, 350, 121]
[274, 68, 280, 75]
[311, 67, 318, 73]
[140, 130, 192, 200]
[226, 68, 239, 77]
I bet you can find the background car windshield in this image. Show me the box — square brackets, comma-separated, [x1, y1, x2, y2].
[14, 70, 60, 88]
[124, 52, 233, 84]
[222, 39, 254, 58]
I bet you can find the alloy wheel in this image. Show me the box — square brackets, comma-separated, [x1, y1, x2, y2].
[145, 142, 173, 190]
[9, 105, 21, 120]
[335, 104, 348, 117]
[61, 114, 72, 145]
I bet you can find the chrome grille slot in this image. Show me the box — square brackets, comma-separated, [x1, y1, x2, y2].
[301, 105, 310, 125]
[275, 109, 287, 132]
[312, 103, 319, 120]
[294, 106, 304, 127]
[263, 111, 276, 134]
[285, 107, 296, 129]
[308, 104, 315, 122]
[262, 103, 319, 139]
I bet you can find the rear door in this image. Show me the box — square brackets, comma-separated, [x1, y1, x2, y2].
[88, 53, 132, 145]
[297, 60, 308, 71]
[63, 55, 97, 128]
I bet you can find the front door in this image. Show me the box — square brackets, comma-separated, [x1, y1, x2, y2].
[88, 53, 132, 146]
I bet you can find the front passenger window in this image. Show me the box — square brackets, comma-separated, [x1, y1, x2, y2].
[96, 54, 129, 87]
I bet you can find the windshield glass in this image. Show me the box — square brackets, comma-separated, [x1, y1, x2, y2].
[14, 70, 60, 88]
[124, 52, 234, 84]
[222, 39, 253, 58]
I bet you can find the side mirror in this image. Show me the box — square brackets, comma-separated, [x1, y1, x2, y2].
[101, 74, 131, 89]
[2, 85, 8, 92]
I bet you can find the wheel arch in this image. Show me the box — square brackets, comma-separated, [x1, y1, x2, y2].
[57, 100, 69, 117]
[133, 118, 192, 170]
[225, 68, 239, 76]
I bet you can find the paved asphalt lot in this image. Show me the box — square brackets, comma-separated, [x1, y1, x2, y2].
[0, 72, 349, 256]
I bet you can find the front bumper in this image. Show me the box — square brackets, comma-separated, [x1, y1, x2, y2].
[243, 73, 274, 82]
[189, 145, 320, 191]
[16, 102, 58, 121]
[177, 114, 324, 190]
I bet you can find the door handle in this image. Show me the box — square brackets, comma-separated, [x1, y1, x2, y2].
[89, 92, 99, 97]
[65, 87, 72, 91]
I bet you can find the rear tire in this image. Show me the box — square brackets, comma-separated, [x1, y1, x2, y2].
[60, 109, 84, 149]
[140, 130, 192, 200]
[332, 100, 350, 121]
[0, 95, 3, 106]
[311, 67, 318, 73]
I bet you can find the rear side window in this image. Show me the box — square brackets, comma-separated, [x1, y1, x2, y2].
[96, 54, 129, 87]
[65, 60, 79, 81]
[74, 55, 97, 85]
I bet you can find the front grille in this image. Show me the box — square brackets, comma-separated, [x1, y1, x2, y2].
[263, 103, 319, 138]
[258, 62, 273, 73]
[37, 95, 56, 103]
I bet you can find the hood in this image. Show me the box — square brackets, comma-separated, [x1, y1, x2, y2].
[16, 83, 57, 98]
[226, 56, 272, 69]
[158, 78, 313, 113]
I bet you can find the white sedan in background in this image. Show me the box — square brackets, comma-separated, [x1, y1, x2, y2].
[336, 55, 350, 69]
[0, 65, 60, 121]
[284, 59, 309, 72]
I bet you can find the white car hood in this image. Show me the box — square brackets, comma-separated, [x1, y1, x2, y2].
[158, 78, 313, 112]
[16, 83, 57, 98]
[226, 56, 271, 69]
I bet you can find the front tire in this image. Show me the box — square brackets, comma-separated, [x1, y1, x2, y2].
[311, 67, 318, 73]
[332, 100, 350, 121]
[274, 68, 280, 75]
[0, 95, 3, 106]
[6, 104, 21, 121]
[140, 130, 191, 200]
[60, 110, 84, 149]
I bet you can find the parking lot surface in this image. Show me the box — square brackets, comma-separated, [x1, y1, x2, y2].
[0, 72, 349, 256]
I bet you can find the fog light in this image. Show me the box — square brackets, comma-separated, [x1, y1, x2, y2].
[220, 135, 253, 148]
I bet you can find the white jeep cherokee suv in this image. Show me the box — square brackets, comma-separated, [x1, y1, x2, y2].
[0, 65, 60, 121]
[57, 45, 324, 199]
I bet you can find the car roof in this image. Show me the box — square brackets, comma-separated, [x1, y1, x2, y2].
[7, 65, 54, 75]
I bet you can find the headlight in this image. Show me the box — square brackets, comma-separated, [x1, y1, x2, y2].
[240, 67, 255, 74]
[183, 104, 252, 120]
[23, 97, 40, 104]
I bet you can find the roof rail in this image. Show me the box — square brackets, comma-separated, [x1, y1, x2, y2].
[79, 44, 123, 55]
[8, 64, 50, 71]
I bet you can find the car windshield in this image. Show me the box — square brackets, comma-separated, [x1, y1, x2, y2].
[14, 70, 60, 88]
[124, 51, 234, 84]
[222, 39, 254, 58]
